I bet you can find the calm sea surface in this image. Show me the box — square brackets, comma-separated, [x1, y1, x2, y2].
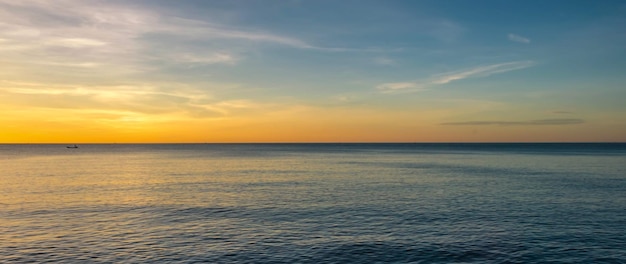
[1, 143, 625, 263]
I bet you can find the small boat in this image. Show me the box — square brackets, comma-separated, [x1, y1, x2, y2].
[66, 145, 78, 148]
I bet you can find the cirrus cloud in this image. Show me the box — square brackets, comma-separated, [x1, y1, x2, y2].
[508, 33, 531, 44]
[377, 60, 535, 93]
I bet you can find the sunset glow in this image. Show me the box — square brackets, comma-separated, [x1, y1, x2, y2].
[1, 0, 625, 143]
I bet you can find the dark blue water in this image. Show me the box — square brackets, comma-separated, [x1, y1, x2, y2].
[1, 143, 625, 263]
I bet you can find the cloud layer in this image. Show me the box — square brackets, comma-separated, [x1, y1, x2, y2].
[441, 119, 584, 126]
[0, 0, 332, 79]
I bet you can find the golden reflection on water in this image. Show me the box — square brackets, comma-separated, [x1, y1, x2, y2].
[0, 148, 311, 211]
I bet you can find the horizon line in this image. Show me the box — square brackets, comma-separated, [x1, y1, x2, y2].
[2, 142, 625, 144]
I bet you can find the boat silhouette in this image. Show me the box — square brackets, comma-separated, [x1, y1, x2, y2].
[66, 145, 78, 148]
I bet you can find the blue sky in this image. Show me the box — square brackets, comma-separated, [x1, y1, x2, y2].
[1, 0, 625, 142]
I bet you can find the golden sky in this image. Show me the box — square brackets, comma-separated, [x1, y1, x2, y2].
[1, 1, 625, 142]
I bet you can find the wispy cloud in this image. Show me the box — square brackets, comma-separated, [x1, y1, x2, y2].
[165, 52, 239, 65]
[159, 17, 316, 49]
[508, 33, 530, 44]
[374, 56, 395, 66]
[0, 0, 347, 79]
[376, 82, 423, 93]
[432, 61, 535, 84]
[441, 118, 584, 126]
[0, 1, 156, 77]
[44, 38, 108, 48]
[377, 60, 535, 93]
[0, 80, 261, 118]
[0, 0, 353, 126]
[425, 19, 466, 43]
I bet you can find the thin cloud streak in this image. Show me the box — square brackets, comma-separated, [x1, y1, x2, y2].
[432, 61, 535, 84]
[508, 33, 530, 44]
[161, 17, 316, 49]
[378, 60, 535, 93]
[441, 118, 585, 126]
[376, 82, 423, 93]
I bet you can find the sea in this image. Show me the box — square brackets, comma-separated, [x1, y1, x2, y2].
[1, 143, 625, 263]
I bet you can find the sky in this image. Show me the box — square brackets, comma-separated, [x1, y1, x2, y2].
[1, 0, 625, 143]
